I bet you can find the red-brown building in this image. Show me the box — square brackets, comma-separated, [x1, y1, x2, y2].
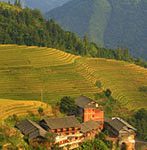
[39, 116, 83, 149]
[75, 96, 104, 128]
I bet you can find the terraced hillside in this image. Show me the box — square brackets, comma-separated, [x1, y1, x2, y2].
[0, 45, 147, 110]
[0, 45, 99, 103]
[0, 99, 52, 121]
[80, 58, 147, 109]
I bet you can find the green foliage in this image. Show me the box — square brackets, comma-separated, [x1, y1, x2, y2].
[59, 96, 78, 115]
[105, 89, 112, 97]
[139, 86, 147, 92]
[134, 58, 147, 68]
[0, 1, 141, 63]
[45, 132, 55, 143]
[94, 92, 123, 118]
[129, 108, 147, 141]
[46, 0, 147, 60]
[97, 132, 113, 149]
[77, 139, 109, 150]
[0, 124, 29, 149]
[95, 81, 102, 88]
[76, 132, 113, 150]
[38, 107, 44, 115]
[14, 0, 21, 7]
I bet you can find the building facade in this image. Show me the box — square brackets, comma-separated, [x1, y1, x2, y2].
[16, 115, 103, 150]
[39, 116, 83, 149]
[75, 96, 104, 128]
[105, 117, 136, 150]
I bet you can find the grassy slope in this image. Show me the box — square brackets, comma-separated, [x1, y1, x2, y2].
[0, 45, 147, 110]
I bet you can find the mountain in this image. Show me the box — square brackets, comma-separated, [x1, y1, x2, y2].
[0, 0, 71, 13]
[46, 0, 111, 47]
[46, 0, 147, 60]
[1, 1, 136, 61]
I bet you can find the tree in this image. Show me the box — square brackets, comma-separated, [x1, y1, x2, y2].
[60, 96, 78, 115]
[14, 0, 21, 7]
[105, 89, 112, 97]
[129, 108, 147, 141]
[79, 139, 109, 150]
[0, 2, 146, 68]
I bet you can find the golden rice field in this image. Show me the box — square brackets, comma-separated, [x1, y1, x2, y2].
[0, 44, 147, 113]
[0, 45, 99, 104]
[0, 99, 52, 121]
[80, 58, 147, 109]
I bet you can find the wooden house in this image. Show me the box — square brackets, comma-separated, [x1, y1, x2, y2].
[39, 116, 83, 149]
[15, 119, 48, 146]
[75, 96, 104, 127]
[105, 117, 136, 150]
[81, 120, 102, 140]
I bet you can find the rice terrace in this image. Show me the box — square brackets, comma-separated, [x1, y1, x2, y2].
[0, 44, 147, 118]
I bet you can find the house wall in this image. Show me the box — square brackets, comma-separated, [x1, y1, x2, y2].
[84, 129, 100, 141]
[104, 123, 119, 137]
[51, 127, 81, 136]
[119, 134, 136, 150]
[83, 108, 104, 125]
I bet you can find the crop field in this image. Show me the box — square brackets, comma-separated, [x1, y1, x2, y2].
[80, 58, 147, 109]
[0, 45, 98, 104]
[0, 44, 147, 113]
[0, 99, 52, 121]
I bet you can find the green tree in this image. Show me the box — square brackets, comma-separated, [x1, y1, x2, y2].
[78, 139, 109, 150]
[129, 108, 147, 141]
[38, 107, 44, 115]
[105, 89, 112, 97]
[60, 96, 78, 115]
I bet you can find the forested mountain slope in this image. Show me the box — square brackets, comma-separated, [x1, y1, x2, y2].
[46, 0, 147, 60]
[1, 1, 136, 63]
[0, 0, 71, 12]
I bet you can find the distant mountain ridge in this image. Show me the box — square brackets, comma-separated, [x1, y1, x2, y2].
[0, 0, 71, 12]
[46, 0, 147, 60]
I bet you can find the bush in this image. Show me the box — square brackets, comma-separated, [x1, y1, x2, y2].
[105, 89, 112, 97]
[129, 108, 147, 141]
[38, 107, 44, 115]
[78, 139, 109, 150]
[95, 81, 102, 88]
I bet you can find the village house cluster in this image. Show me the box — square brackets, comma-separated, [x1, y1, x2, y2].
[16, 96, 136, 150]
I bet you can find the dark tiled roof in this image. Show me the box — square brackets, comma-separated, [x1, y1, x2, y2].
[16, 119, 47, 140]
[41, 116, 80, 130]
[75, 96, 98, 108]
[106, 118, 136, 132]
[81, 120, 100, 133]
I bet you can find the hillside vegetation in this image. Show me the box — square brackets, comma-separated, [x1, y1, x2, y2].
[0, 45, 147, 110]
[0, 0, 71, 13]
[46, 0, 147, 60]
[0, 1, 138, 62]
